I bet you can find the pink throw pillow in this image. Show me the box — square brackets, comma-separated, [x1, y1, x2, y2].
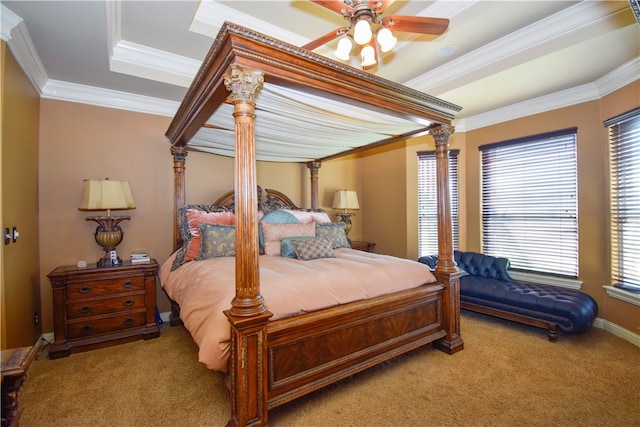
[261, 222, 316, 256]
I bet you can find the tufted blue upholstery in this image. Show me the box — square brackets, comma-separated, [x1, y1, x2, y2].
[418, 251, 598, 337]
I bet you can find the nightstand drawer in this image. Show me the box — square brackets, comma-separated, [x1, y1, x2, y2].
[66, 294, 146, 319]
[67, 311, 146, 339]
[66, 276, 144, 299]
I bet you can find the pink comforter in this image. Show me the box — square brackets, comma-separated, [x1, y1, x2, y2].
[159, 249, 437, 371]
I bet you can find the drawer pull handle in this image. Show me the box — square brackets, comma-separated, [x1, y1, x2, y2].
[79, 286, 92, 293]
[123, 300, 134, 307]
[124, 318, 135, 326]
[122, 281, 134, 288]
[79, 306, 92, 314]
[80, 325, 93, 334]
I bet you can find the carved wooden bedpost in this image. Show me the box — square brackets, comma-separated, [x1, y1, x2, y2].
[307, 160, 321, 210]
[171, 145, 188, 251]
[429, 124, 464, 354]
[223, 64, 272, 427]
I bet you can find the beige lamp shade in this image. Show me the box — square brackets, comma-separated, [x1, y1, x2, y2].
[332, 190, 359, 211]
[79, 179, 136, 214]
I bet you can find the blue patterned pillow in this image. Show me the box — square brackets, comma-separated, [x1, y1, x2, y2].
[292, 237, 335, 260]
[281, 236, 318, 258]
[198, 224, 236, 259]
[315, 222, 350, 249]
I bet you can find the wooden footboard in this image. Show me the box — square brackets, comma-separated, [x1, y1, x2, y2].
[265, 283, 446, 409]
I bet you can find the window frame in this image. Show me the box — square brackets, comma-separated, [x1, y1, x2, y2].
[479, 128, 579, 277]
[605, 107, 640, 290]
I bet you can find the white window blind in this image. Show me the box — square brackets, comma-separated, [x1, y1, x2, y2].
[605, 108, 640, 289]
[480, 129, 578, 277]
[417, 150, 459, 257]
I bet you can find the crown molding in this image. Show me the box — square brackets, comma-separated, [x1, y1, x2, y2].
[1, 4, 48, 92]
[454, 57, 639, 132]
[104, 0, 198, 87]
[110, 40, 200, 87]
[104, 0, 121, 58]
[595, 57, 640, 97]
[191, 0, 307, 46]
[1, 4, 21, 41]
[408, 0, 630, 94]
[40, 79, 179, 117]
[4, 2, 637, 132]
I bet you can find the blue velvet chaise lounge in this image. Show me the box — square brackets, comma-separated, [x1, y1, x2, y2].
[418, 251, 598, 341]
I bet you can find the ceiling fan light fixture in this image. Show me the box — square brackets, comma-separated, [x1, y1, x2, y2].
[353, 19, 372, 45]
[376, 27, 397, 53]
[360, 44, 377, 68]
[335, 37, 353, 61]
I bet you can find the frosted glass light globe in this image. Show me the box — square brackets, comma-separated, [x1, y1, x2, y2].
[353, 19, 372, 45]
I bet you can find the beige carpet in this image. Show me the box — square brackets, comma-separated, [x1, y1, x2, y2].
[19, 312, 640, 427]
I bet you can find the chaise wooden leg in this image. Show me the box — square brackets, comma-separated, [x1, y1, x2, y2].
[546, 328, 558, 342]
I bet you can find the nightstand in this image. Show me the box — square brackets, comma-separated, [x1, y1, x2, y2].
[350, 240, 376, 252]
[47, 260, 160, 359]
[2, 345, 38, 427]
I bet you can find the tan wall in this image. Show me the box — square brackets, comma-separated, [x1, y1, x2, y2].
[359, 140, 408, 257]
[38, 100, 175, 332]
[6, 43, 639, 339]
[36, 99, 365, 333]
[462, 81, 640, 334]
[1, 42, 42, 348]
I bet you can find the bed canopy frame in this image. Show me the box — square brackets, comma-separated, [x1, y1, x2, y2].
[166, 22, 463, 427]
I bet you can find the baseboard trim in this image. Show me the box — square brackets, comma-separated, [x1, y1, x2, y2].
[593, 317, 640, 347]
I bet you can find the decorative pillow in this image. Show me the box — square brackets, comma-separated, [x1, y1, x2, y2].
[315, 222, 350, 249]
[292, 237, 336, 261]
[172, 204, 234, 270]
[198, 224, 236, 259]
[259, 210, 300, 254]
[261, 222, 316, 256]
[308, 210, 332, 224]
[281, 236, 318, 258]
[280, 209, 332, 224]
[184, 209, 235, 261]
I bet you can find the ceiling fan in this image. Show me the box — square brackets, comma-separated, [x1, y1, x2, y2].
[302, 0, 449, 70]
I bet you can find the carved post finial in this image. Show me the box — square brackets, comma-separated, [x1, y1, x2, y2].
[224, 64, 264, 105]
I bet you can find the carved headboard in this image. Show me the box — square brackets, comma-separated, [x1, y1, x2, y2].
[213, 186, 300, 213]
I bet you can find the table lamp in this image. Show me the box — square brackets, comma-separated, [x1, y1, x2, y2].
[332, 189, 359, 237]
[78, 178, 136, 267]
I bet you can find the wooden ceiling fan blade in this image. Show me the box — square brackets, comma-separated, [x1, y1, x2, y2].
[310, 0, 354, 15]
[382, 16, 449, 35]
[302, 27, 349, 51]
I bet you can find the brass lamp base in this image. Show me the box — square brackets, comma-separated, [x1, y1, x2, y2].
[336, 212, 355, 239]
[86, 215, 130, 267]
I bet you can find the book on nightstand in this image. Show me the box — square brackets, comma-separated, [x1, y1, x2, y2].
[130, 249, 150, 264]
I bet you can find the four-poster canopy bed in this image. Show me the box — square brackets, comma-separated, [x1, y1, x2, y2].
[163, 22, 463, 427]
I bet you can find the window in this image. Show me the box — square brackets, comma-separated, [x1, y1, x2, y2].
[480, 129, 578, 277]
[417, 150, 459, 256]
[606, 108, 640, 289]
